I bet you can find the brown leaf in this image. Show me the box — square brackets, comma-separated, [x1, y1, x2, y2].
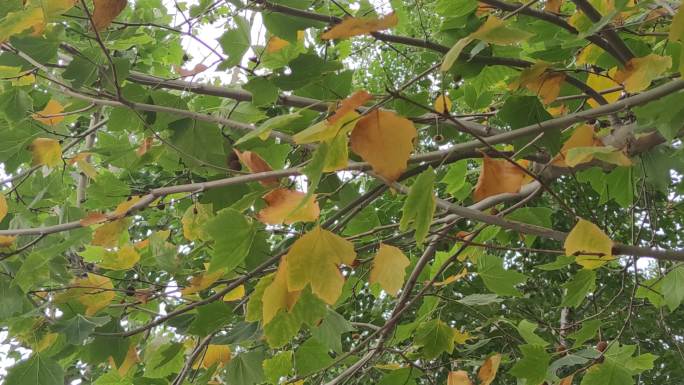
[234, 149, 279, 186]
[350, 109, 417, 182]
[544, 0, 563, 13]
[92, 0, 127, 31]
[473, 156, 527, 202]
[321, 13, 398, 40]
[80, 212, 108, 226]
[328, 90, 372, 124]
[173, 63, 209, 78]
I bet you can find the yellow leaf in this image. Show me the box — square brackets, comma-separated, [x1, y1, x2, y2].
[294, 111, 359, 144]
[473, 156, 527, 202]
[329, 90, 372, 124]
[477, 353, 502, 385]
[30, 138, 62, 168]
[41, 0, 78, 18]
[0, 194, 7, 222]
[234, 149, 279, 187]
[266, 35, 290, 53]
[612, 54, 672, 93]
[92, 0, 127, 31]
[350, 109, 417, 182]
[544, 0, 563, 13]
[181, 204, 212, 241]
[369, 243, 410, 297]
[181, 268, 224, 296]
[257, 188, 320, 225]
[112, 196, 142, 218]
[434, 268, 468, 287]
[35, 333, 58, 352]
[321, 13, 398, 40]
[74, 273, 116, 315]
[323, 132, 350, 172]
[223, 285, 245, 301]
[510, 63, 565, 104]
[576, 44, 604, 66]
[12, 73, 35, 86]
[453, 329, 473, 345]
[509, 62, 550, 91]
[110, 345, 138, 376]
[0, 235, 17, 247]
[193, 345, 231, 369]
[564, 218, 614, 269]
[546, 104, 568, 117]
[448, 370, 473, 385]
[262, 258, 301, 324]
[92, 219, 128, 247]
[285, 226, 356, 304]
[552, 124, 600, 167]
[434, 94, 453, 113]
[69, 152, 98, 179]
[0, 7, 44, 42]
[586, 73, 621, 108]
[99, 244, 140, 270]
[32, 100, 65, 126]
[564, 146, 632, 167]
[669, 7, 684, 42]
[374, 363, 404, 370]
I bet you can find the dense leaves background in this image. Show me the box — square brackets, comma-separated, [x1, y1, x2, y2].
[0, 0, 683, 384]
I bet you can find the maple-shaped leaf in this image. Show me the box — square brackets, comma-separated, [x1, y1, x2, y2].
[321, 13, 398, 40]
[73, 273, 116, 316]
[478, 353, 502, 385]
[564, 218, 614, 269]
[92, 0, 127, 31]
[328, 90, 372, 124]
[441, 16, 534, 71]
[30, 138, 62, 168]
[234, 149, 279, 186]
[98, 245, 140, 271]
[473, 156, 527, 202]
[509, 344, 551, 385]
[257, 188, 320, 225]
[448, 370, 473, 385]
[434, 94, 453, 113]
[285, 226, 356, 304]
[611, 54, 672, 93]
[399, 167, 436, 244]
[262, 258, 301, 324]
[0, 7, 44, 42]
[193, 345, 231, 369]
[350, 109, 416, 181]
[414, 319, 455, 359]
[32, 100, 65, 126]
[586, 73, 621, 108]
[553, 124, 601, 167]
[369, 243, 410, 296]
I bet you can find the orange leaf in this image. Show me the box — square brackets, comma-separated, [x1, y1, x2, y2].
[110, 345, 138, 376]
[173, 63, 209, 78]
[257, 188, 320, 225]
[80, 212, 108, 226]
[350, 109, 416, 182]
[559, 374, 574, 385]
[328, 90, 372, 124]
[233, 149, 279, 187]
[266, 36, 290, 53]
[92, 0, 127, 31]
[321, 13, 398, 40]
[477, 354, 502, 385]
[0, 235, 16, 247]
[448, 370, 473, 385]
[473, 156, 527, 202]
[544, 0, 563, 13]
[511, 64, 565, 104]
[32, 100, 65, 126]
[136, 136, 154, 157]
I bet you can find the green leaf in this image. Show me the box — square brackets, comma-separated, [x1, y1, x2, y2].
[225, 349, 265, 385]
[311, 310, 355, 353]
[457, 293, 504, 306]
[535, 255, 575, 271]
[561, 269, 596, 308]
[440, 160, 468, 196]
[294, 338, 334, 376]
[568, 319, 601, 348]
[606, 167, 633, 208]
[93, 371, 133, 385]
[505, 207, 553, 245]
[477, 254, 527, 297]
[263, 351, 293, 384]
[0, 88, 32, 122]
[580, 360, 633, 385]
[188, 302, 233, 336]
[218, 15, 251, 68]
[5, 354, 64, 385]
[661, 265, 684, 311]
[399, 167, 437, 244]
[204, 208, 256, 273]
[414, 319, 455, 359]
[635, 277, 664, 308]
[235, 112, 301, 145]
[509, 344, 551, 385]
[517, 319, 549, 347]
[496, 96, 558, 155]
[244, 77, 280, 107]
[0, 278, 27, 318]
[633, 89, 684, 141]
[53, 315, 110, 345]
[377, 367, 422, 385]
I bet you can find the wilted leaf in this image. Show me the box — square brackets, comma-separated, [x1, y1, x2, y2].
[112, 196, 142, 218]
[350, 109, 416, 181]
[369, 243, 410, 296]
[173, 63, 208, 78]
[285, 226, 356, 304]
[329, 90, 372, 124]
[266, 35, 290, 53]
[0, 235, 17, 247]
[511, 64, 566, 105]
[30, 138, 62, 168]
[321, 13, 398, 40]
[473, 156, 527, 202]
[294, 112, 359, 144]
[92, 0, 127, 31]
[564, 218, 614, 269]
[257, 188, 320, 225]
[32, 100, 65, 126]
[234, 150, 279, 186]
[544, 0, 563, 13]
[565, 146, 632, 167]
